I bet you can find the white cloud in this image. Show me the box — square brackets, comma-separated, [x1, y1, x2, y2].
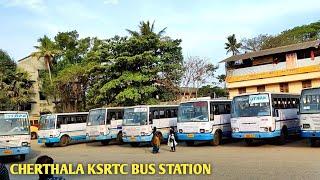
[0, 0, 45, 12]
[103, 0, 119, 5]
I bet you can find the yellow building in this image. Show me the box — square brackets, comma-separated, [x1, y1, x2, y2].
[221, 40, 320, 98]
[17, 55, 55, 122]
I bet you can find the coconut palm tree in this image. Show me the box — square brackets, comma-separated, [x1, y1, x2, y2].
[225, 34, 241, 55]
[126, 20, 167, 37]
[31, 35, 60, 83]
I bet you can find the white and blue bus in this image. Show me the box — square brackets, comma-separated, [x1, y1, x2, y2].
[0, 111, 30, 161]
[177, 99, 232, 146]
[122, 105, 178, 147]
[299, 87, 320, 146]
[38, 112, 88, 147]
[86, 107, 124, 145]
[231, 92, 300, 145]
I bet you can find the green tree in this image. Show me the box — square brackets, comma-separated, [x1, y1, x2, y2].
[31, 35, 60, 82]
[0, 49, 33, 110]
[198, 85, 228, 98]
[126, 20, 167, 37]
[241, 34, 272, 52]
[225, 34, 241, 55]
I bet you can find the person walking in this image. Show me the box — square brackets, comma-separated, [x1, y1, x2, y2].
[0, 163, 10, 180]
[168, 128, 177, 152]
[152, 133, 161, 154]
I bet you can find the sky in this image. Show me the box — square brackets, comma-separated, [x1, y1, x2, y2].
[0, 0, 319, 75]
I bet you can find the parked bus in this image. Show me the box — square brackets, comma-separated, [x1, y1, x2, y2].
[86, 107, 124, 145]
[299, 87, 320, 146]
[38, 112, 89, 147]
[231, 92, 300, 145]
[177, 99, 232, 146]
[0, 111, 30, 161]
[122, 105, 178, 147]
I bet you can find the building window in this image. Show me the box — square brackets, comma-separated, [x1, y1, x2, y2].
[302, 80, 312, 89]
[238, 87, 246, 94]
[257, 85, 265, 92]
[280, 83, 289, 93]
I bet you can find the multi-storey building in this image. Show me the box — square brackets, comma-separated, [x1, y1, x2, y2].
[17, 55, 54, 122]
[221, 40, 320, 98]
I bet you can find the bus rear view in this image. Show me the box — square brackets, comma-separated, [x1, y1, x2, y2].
[300, 87, 320, 146]
[0, 111, 30, 161]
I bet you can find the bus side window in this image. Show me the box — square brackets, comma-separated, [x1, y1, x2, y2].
[149, 112, 153, 124]
[107, 111, 115, 124]
[117, 111, 123, 120]
[218, 104, 225, 114]
[173, 109, 178, 117]
[214, 105, 219, 115]
[153, 110, 159, 119]
[159, 109, 165, 118]
[225, 104, 231, 114]
[210, 102, 214, 121]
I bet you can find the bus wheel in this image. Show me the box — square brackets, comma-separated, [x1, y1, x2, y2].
[18, 154, 26, 161]
[310, 138, 318, 147]
[31, 132, 37, 139]
[245, 139, 254, 146]
[45, 143, 54, 147]
[277, 127, 288, 145]
[101, 140, 110, 146]
[130, 142, 140, 147]
[59, 136, 70, 147]
[186, 141, 194, 146]
[211, 131, 222, 146]
[117, 132, 123, 145]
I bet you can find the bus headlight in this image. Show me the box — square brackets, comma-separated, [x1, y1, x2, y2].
[179, 129, 183, 133]
[303, 124, 310, 129]
[200, 129, 205, 133]
[22, 142, 29, 147]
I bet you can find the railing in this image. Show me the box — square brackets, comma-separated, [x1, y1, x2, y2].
[227, 56, 320, 77]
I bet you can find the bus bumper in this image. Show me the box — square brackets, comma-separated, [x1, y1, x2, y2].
[0, 147, 30, 156]
[232, 130, 281, 139]
[38, 137, 60, 144]
[86, 134, 116, 141]
[123, 135, 153, 143]
[177, 133, 213, 141]
[301, 130, 320, 138]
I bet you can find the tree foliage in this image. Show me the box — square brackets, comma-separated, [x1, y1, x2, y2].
[225, 34, 241, 55]
[0, 50, 33, 110]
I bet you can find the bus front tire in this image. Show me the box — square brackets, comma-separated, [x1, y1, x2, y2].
[31, 132, 37, 139]
[101, 140, 110, 146]
[211, 131, 222, 146]
[45, 143, 54, 147]
[59, 136, 70, 147]
[130, 142, 140, 147]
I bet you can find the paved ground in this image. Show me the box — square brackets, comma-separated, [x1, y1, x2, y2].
[4, 138, 320, 180]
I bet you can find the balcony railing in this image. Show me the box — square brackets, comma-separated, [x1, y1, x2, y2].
[227, 56, 320, 77]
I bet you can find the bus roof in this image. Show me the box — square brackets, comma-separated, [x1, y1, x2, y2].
[89, 107, 125, 111]
[233, 92, 300, 98]
[125, 104, 179, 109]
[0, 111, 28, 114]
[42, 112, 89, 116]
[301, 87, 320, 91]
[181, 99, 231, 103]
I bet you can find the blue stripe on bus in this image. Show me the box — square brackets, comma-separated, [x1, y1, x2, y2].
[301, 130, 320, 138]
[232, 130, 281, 139]
[0, 147, 30, 156]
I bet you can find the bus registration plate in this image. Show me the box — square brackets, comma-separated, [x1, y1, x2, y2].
[187, 134, 194, 138]
[130, 136, 136, 141]
[3, 150, 12, 155]
[244, 134, 255, 138]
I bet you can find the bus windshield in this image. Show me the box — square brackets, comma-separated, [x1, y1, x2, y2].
[123, 108, 148, 126]
[178, 101, 209, 122]
[231, 94, 271, 118]
[300, 89, 320, 114]
[39, 115, 56, 130]
[0, 113, 29, 135]
[87, 109, 106, 126]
